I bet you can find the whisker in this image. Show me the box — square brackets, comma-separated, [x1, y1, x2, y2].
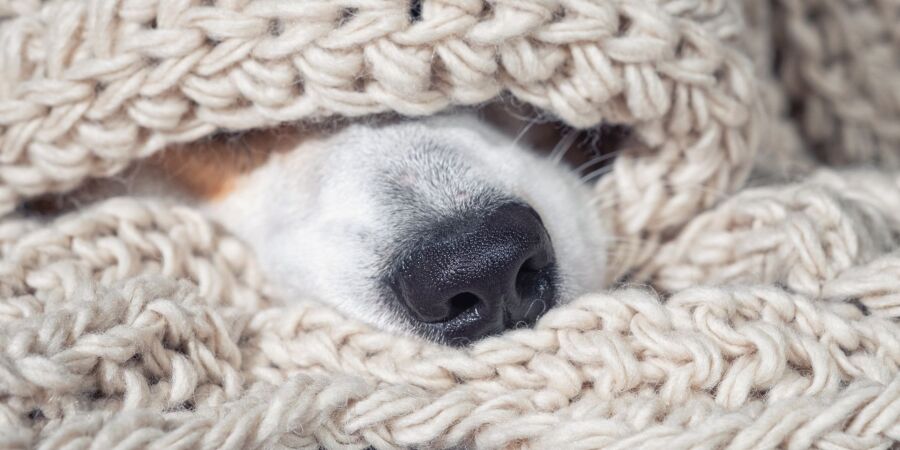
[503, 104, 543, 123]
[599, 235, 651, 245]
[633, 182, 735, 204]
[509, 117, 538, 150]
[580, 165, 616, 184]
[548, 128, 579, 165]
[573, 151, 620, 175]
[588, 179, 734, 208]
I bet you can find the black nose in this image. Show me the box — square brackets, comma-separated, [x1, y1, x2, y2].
[389, 203, 557, 345]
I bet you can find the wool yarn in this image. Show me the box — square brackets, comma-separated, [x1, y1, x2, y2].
[0, 0, 758, 276]
[0, 0, 899, 449]
[769, 0, 900, 167]
[1, 194, 899, 448]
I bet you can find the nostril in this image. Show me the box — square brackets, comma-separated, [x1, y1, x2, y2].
[443, 292, 480, 323]
[390, 202, 558, 344]
[515, 255, 554, 300]
[515, 258, 539, 292]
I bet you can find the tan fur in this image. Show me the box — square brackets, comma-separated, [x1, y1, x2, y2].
[147, 104, 626, 205]
[148, 126, 315, 200]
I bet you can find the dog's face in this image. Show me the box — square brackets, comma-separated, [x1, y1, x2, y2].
[190, 113, 609, 345]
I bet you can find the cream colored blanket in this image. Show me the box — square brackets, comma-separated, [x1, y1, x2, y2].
[0, 0, 898, 448]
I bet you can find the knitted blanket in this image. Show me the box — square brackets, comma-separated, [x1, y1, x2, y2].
[1, 0, 899, 448]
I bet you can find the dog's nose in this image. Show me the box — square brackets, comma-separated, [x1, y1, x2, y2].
[390, 203, 557, 345]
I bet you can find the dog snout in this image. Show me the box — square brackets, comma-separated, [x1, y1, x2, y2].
[390, 203, 557, 345]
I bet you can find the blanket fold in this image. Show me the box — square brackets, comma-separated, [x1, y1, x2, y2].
[1, 0, 899, 448]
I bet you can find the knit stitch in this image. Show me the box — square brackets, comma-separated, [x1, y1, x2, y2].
[1, 0, 899, 449]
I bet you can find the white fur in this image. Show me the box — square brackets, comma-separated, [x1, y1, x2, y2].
[197, 113, 608, 337]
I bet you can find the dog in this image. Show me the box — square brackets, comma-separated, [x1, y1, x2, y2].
[30, 107, 619, 346]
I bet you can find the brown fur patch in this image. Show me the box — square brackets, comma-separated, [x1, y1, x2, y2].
[149, 126, 316, 200]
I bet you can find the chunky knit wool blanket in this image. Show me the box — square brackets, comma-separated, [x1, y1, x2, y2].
[1, 0, 899, 448]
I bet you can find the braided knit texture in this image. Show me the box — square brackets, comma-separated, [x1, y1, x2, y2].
[769, 0, 900, 167]
[1, 0, 899, 448]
